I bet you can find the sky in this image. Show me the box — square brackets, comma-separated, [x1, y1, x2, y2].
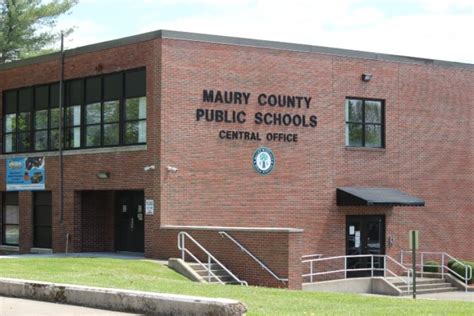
[55, 0, 474, 64]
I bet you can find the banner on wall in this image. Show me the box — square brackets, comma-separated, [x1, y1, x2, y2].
[6, 157, 45, 191]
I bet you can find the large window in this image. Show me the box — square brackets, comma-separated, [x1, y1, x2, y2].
[345, 98, 384, 148]
[2, 192, 19, 246]
[2, 68, 146, 153]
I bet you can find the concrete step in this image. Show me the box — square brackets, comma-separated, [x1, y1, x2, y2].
[396, 282, 453, 290]
[391, 278, 445, 287]
[400, 287, 458, 296]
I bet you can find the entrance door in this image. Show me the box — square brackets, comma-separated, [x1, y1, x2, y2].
[116, 191, 144, 252]
[346, 215, 385, 277]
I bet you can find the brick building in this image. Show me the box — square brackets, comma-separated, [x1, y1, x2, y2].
[0, 30, 472, 290]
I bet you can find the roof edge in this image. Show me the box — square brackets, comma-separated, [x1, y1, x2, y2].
[1, 29, 473, 71]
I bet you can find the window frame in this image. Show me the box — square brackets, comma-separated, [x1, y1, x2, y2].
[2, 192, 19, 246]
[345, 97, 385, 148]
[2, 67, 146, 154]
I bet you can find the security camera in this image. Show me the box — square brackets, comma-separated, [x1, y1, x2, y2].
[144, 165, 155, 171]
[167, 166, 178, 172]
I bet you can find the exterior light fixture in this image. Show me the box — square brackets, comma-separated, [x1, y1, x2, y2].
[361, 73, 372, 82]
[96, 172, 110, 179]
[167, 166, 178, 172]
[144, 165, 155, 171]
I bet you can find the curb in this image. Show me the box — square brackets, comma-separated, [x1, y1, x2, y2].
[0, 278, 247, 315]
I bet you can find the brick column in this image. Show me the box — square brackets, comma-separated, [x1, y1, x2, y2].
[287, 231, 303, 290]
[19, 191, 33, 253]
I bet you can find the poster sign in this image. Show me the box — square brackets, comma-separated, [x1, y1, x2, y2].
[145, 199, 154, 215]
[6, 157, 45, 191]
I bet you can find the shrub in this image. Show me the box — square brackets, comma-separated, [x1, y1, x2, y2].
[423, 260, 439, 273]
[448, 259, 474, 284]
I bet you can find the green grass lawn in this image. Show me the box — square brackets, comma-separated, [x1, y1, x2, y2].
[0, 257, 472, 315]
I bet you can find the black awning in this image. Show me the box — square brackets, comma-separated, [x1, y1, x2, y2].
[337, 187, 425, 207]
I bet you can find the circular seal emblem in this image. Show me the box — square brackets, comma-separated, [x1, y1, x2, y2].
[252, 147, 275, 175]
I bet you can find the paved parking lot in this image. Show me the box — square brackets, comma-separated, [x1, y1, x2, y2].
[0, 296, 140, 316]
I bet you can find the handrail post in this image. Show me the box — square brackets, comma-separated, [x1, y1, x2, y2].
[401, 251, 403, 266]
[371, 256, 374, 277]
[208, 256, 211, 282]
[441, 254, 444, 279]
[465, 265, 468, 293]
[344, 258, 347, 279]
[310, 261, 313, 283]
[383, 255, 387, 277]
[421, 253, 424, 279]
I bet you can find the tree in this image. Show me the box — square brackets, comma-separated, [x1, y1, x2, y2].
[0, 0, 78, 63]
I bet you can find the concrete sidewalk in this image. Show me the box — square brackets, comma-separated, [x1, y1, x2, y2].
[0, 296, 139, 316]
[416, 291, 474, 302]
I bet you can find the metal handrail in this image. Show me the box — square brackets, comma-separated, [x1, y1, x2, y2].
[400, 250, 472, 292]
[302, 254, 323, 259]
[177, 232, 248, 286]
[302, 254, 412, 291]
[218, 231, 288, 283]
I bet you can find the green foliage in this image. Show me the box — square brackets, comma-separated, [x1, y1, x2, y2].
[0, 0, 78, 63]
[0, 258, 473, 315]
[423, 260, 439, 273]
[448, 259, 473, 284]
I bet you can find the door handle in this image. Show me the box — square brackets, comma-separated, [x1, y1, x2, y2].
[130, 218, 134, 231]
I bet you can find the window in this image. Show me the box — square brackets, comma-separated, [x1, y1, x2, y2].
[2, 68, 146, 153]
[345, 98, 384, 148]
[2, 192, 19, 246]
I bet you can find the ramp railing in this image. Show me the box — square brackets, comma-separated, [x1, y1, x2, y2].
[302, 254, 412, 292]
[400, 250, 472, 292]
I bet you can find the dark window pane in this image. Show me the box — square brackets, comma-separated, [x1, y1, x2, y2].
[5, 114, 16, 132]
[345, 99, 363, 122]
[365, 101, 382, 123]
[125, 121, 146, 144]
[34, 206, 52, 225]
[345, 123, 363, 147]
[35, 110, 48, 130]
[17, 132, 31, 152]
[103, 123, 119, 145]
[4, 134, 16, 153]
[35, 131, 48, 151]
[17, 112, 31, 131]
[18, 87, 33, 112]
[50, 129, 59, 149]
[365, 124, 382, 147]
[125, 97, 146, 120]
[50, 108, 60, 128]
[86, 125, 101, 147]
[34, 227, 52, 248]
[35, 86, 49, 110]
[104, 73, 122, 101]
[34, 192, 52, 205]
[65, 106, 81, 127]
[65, 127, 81, 148]
[104, 100, 119, 123]
[4, 192, 18, 205]
[50, 83, 59, 108]
[66, 80, 82, 106]
[125, 69, 145, 98]
[5, 90, 17, 114]
[4, 225, 19, 245]
[86, 103, 101, 124]
[85, 77, 101, 103]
